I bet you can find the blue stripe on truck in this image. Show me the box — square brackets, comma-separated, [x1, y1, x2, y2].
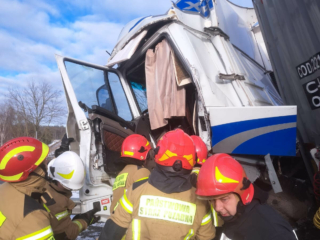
[232, 128, 296, 156]
[211, 115, 297, 156]
[212, 115, 296, 146]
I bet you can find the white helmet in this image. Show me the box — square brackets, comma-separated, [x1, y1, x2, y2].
[48, 151, 85, 190]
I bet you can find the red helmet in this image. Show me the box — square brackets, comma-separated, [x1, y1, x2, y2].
[121, 134, 151, 161]
[155, 129, 195, 170]
[196, 153, 254, 205]
[190, 136, 207, 165]
[0, 137, 49, 182]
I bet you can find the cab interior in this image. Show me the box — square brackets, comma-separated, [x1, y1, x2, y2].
[100, 36, 199, 177]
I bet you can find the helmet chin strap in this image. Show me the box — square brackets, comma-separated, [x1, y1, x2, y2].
[29, 163, 53, 183]
[219, 214, 235, 222]
[218, 200, 246, 223]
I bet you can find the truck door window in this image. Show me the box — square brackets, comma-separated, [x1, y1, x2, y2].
[64, 60, 132, 120]
[108, 72, 132, 121]
[97, 85, 113, 112]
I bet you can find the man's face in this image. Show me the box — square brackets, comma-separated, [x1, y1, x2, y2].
[209, 193, 240, 217]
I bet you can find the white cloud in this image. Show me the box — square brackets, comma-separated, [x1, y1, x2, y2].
[0, 0, 67, 47]
[0, 30, 58, 73]
[65, 21, 124, 62]
[0, 0, 173, 73]
[0, 0, 174, 118]
[0, 0, 126, 77]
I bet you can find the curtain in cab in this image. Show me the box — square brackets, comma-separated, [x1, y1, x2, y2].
[145, 39, 187, 130]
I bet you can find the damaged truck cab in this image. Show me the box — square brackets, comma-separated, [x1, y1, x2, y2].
[56, 0, 297, 220]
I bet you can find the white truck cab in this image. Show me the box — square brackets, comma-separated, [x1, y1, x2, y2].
[56, 0, 297, 220]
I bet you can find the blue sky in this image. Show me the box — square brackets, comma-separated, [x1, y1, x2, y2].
[0, 0, 253, 106]
[230, 0, 253, 7]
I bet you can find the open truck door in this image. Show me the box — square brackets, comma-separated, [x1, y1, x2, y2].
[55, 55, 152, 220]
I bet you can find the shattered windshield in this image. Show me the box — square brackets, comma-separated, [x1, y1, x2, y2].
[64, 60, 132, 121]
[130, 81, 148, 113]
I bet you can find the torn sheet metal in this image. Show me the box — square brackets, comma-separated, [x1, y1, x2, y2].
[106, 30, 147, 67]
[109, 15, 176, 62]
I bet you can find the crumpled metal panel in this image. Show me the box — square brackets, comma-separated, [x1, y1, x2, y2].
[254, 0, 320, 145]
[215, 0, 258, 62]
[108, 15, 176, 63]
[112, 0, 272, 71]
[173, 0, 272, 70]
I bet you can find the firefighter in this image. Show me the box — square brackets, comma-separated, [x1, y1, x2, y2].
[0, 137, 54, 240]
[45, 151, 99, 240]
[189, 136, 223, 231]
[110, 134, 152, 213]
[196, 154, 298, 240]
[99, 129, 216, 240]
[190, 135, 208, 176]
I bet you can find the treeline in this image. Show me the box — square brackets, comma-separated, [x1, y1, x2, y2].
[0, 113, 65, 144]
[0, 81, 67, 145]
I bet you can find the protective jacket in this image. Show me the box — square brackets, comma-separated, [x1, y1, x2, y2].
[110, 165, 150, 213]
[191, 166, 223, 228]
[221, 186, 297, 240]
[0, 167, 54, 240]
[101, 166, 215, 240]
[44, 182, 87, 240]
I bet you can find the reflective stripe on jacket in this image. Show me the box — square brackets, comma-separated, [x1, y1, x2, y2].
[111, 165, 150, 213]
[111, 180, 216, 240]
[44, 182, 87, 240]
[0, 182, 54, 240]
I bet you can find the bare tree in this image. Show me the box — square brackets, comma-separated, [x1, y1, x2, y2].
[7, 81, 66, 140]
[0, 102, 15, 145]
